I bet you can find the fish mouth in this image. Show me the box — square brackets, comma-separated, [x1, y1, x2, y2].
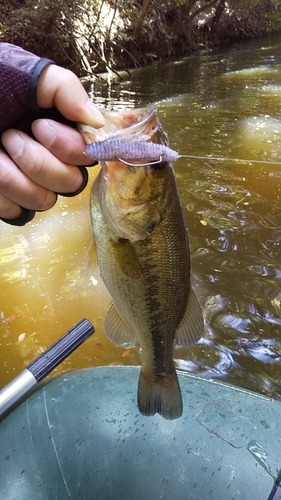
[78, 105, 167, 145]
[85, 105, 170, 242]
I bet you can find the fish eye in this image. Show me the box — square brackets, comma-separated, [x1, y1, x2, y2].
[147, 222, 157, 233]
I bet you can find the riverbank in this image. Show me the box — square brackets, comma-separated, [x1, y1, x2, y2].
[1, 1, 281, 78]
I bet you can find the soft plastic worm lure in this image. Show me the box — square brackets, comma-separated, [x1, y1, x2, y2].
[85, 140, 178, 166]
[85, 139, 281, 167]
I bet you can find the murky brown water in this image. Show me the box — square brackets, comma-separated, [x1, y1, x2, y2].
[1, 35, 281, 397]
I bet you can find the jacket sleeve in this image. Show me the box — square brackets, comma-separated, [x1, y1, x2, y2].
[0, 43, 54, 136]
[0, 43, 89, 227]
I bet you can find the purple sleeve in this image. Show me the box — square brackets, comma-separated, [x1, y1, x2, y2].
[0, 43, 54, 136]
[0, 44, 88, 227]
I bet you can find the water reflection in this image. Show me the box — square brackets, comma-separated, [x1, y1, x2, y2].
[2, 36, 281, 400]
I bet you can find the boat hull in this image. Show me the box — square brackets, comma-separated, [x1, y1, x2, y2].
[0, 366, 280, 499]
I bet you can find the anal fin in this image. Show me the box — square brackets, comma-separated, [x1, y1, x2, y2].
[175, 288, 204, 347]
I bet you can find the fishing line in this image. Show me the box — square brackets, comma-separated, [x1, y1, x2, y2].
[120, 154, 281, 167]
[85, 140, 281, 167]
[178, 154, 281, 166]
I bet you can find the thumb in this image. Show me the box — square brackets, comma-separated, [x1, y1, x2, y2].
[36, 64, 105, 128]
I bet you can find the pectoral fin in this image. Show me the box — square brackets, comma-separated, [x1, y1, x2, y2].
[104, 302, 136, 347]
[175, 288, 204, 347]
[110, 238, 142, 279]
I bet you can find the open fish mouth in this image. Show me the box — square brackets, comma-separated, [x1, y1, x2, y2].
[78, 105, 167, 145]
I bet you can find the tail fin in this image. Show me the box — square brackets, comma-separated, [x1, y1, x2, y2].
[137, 367, 183, 420]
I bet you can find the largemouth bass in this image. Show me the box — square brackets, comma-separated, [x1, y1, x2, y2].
[80, 106, 203, 420]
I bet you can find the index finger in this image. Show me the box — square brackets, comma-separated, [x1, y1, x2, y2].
[36, 65, 105, 128]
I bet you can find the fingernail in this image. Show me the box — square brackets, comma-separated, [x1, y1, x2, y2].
[87, 100, 105, 127]
[32, 119, 56, 147]
[1, 130, 24, 157]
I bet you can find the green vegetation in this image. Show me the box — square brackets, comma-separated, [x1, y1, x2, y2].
[1, 0, 281, 77]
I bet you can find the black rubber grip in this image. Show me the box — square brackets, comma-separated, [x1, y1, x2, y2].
[27, 319, 95, 382]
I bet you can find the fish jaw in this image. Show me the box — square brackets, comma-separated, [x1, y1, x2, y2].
[80, 105, 169, 242]
[97, 161, 169, 242]
[97, 161, 151, 241]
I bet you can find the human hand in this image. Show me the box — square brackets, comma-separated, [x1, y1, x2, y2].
[0, 64, 104, 223]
